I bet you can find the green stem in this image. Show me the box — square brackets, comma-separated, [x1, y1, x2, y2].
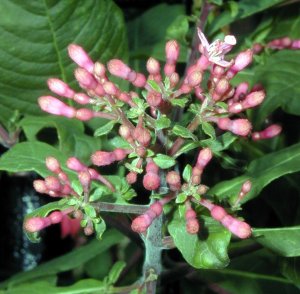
[92, 202, 148, 214]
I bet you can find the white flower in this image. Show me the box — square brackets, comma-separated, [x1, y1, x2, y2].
[197, 28, 236, 67]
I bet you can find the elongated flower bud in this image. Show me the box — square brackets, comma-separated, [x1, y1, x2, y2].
[91, 151, 116, 166]
[165, 40, 180, 62]
[67, 157, 86, 172]
[217, 118, 252, 136]
[252, 124, 282, 140]
[24, 217, 50, 233]
[146, 57, 160, 75]
[227, 50, 253, 78]
[143, 172, 160, 191]
[108, 59, 132, 80]
[196, 148, 212, 170]
[48, 78, 75, 99]
[68, 44, 94, 73]
[45, 157, 61, 174]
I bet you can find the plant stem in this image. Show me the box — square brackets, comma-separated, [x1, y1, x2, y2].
[92, 202, 148, 214]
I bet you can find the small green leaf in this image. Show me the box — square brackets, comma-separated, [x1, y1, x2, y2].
[201, 132, 237, 152]
[147, 80, 161, 92]
[84, 205, 97, 218]
[94, 121, 116, 137]
[176, 193, 188, 204]
[172, 124, 197, 140]
[168, 211, 231, 269]
[166, 15, 189, 43]
[201, 122, 216, 139]
[155, 115, 171, 130]
[71, 180, 83, 196]
[95, 220, 107, 240]
[174, 141, 202, 157]
[110, 136, 132, 149]
[170, 97, 189, 107]
[153, 154, 176, 169]
[108, 261, 126, 285]
[125, 162, 143, 174]
[183, 164, 192, 182]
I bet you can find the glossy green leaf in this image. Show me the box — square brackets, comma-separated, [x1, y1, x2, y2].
[183, 164, 192, 182]
[0, 0, 127, 127]
[0, 230, 123, 289]
[201, 122, 216, 139]
[20, 116, 102, 161]
[208, 0, 285, 34]
[170, 97, 189, 107]
[153, 154, 176, 169]
[253, 51, 300, 124]
[253, 227, 300, 257]
[172, 124, 197, 140]
[209, 142, 300, 203]
[155, 115, 171, 130]
[168, 211, 231, 269]
[94, 120, 117, 137]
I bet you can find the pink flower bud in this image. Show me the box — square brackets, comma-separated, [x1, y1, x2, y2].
[74, 68, 98, 90]
[233, 82, 249, 100]
[150, 202, 163, 216]
[24, 217, 48, 232]
[143, 172, 160, 191]
[45, 157, 61, 174]
[166, 171, 181, 190]
[94, 62, 106, 78]
[196, 148, 212, 170]
[84, 226, 94, 236]
[210, 206, 227, 221]
[241, 180, 252, 194]
[252, 43, 263, 54]
[107, 59, 131, 79]
[228, 219, 252, 239]
[118, 92, 132, 104]
[38, 96, 76, 118]
[44, 176, 62, 192]
[33, 179, 48, 194]
[103, 81, 119, 96]
[252, 124, 282, 140]
[230, 119, 252, 136]
[147, 91, 162, 107]
[212, 78, 230, 101]
[131, 215, 152, 233]
[165, 40, 180, 62]
[119, 125, 132, 140]
[126, 171, 137, 184]
[78, 170, 91, 189]
[186, 218, 199, 234]
[133, 127, 151, 147]
[49, 211, 63, 224]
[227, 49, 253, 78]
[145, 161, 159, 174]
[73, 93, 91, 105]
[212, 65, 226, 78]
[68, 44, 94, 73]
[47, 78, 75, 99]
[146, 57, 160, 74]
[185, 209, 197, 220]
[91, 151, 116, 166]
[242, 91, 265, 109]
[75, 108, 94, 121]
[217, 117, 231, 130]
[132, 73, 146, 88]
[187, 71, 202, 87]
[67, 157, 86, 172]
[169, 72, 180, 88]
[113, 148, 128, 161]
[291, 40, 300, 49]
[228, 102, 243, 113]
[220, 215, 235, 228]
[164, 63, 176, 76]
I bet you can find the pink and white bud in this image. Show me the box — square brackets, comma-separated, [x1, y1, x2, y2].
[212, 78, 230, 100]
[150, 202, 163, 217]
[75, 108, 94, 121]
[24, 217, 49, 232]
[126, 171, 137, 184]
[291, 40, 300, 49]
[78, 170, 91, 190]
[145, 161, 159, 174]
[146, 57, 160, 75]
[74, 68, 98, 90]
[45, 156, 61, 174]
[186, 218, 200, 234]
[252, 124, 282, 141]
[164, 63, 176, 76]
[44, 176, 62, 192]
[187, 71, 202, 87]
[67, 157, 86, 172]
[166, 171, 181, 191]
[196, 148, 213, 170]
[47, 78, 75, 99]
[38, 96, 76, 118]
[233, 82, 249, 101]
[210, 205, 227, 222]
[133, 127, 151, 147]
[242, 91, 265, 109]
[227, 49, 253, 78]
[169, 72, 180, 88]
[230, 119, 252, 136]
[118, 92, 132, 104]
[73, 93, 91, 105]
[49, 211, 63, 224]
[119, 125, 132, 140]
[94, 62, 106, 78]
[147, 91, 162, 107]
[68, 44, 94, 73]
[143, 172, 160, 191]
[241, 180, 252, 195]
[107, 59, 132, 80]
[165, 40, 180, 62]
[33, 179, 48, 194]
[131, 214, 152, 233]
[132, 73, 146, 88]
[228, 219, 252, 239]
[91, 151, 116, 166]
[113, 148, 128, 161]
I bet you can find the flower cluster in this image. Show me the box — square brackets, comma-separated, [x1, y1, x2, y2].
[25, 29, 289, 240]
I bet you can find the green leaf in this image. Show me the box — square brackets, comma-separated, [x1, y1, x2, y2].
[24, 199, 70, 242]
[153, 154, 176, 169]
[168, 211, 231, 269]
[201, 122, 216, 139]
[170, 97, 189, 107]
[208, 0, 285, 34]
[174, 141, 202, 157]
[172, 124, 197, 140]
[176, 193, 188, 204]
[155, 115, 171, 130]
[166, 15, 189, 43]
[95, 220, 106, 240]
[183, 164, 192, 182]
[94, 120, 116, 137]
[147, 80, 161, 93]
[3, 279, 107, 294]
[253, 227, 300, 257]
[0, 0, 127, 127]
[20, 116, 102, 162]
[201, 132, 237, 152]
[253, 51, 300, 124]
[84, 204, 97, 219]
[0, 230, 123, 289]
[110, 136, 132, 149]
[209, 142, 300, 203]
[281, 257, 300, 288]
[107, 261, 126, 285]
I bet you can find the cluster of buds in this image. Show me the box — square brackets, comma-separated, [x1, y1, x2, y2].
[252, 36, 300, 53]
[31, 29, 297, 241]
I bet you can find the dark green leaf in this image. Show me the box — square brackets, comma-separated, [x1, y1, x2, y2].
[95, 220, 106, 240]
[0, 0, 127, 126]
[253, 227, 300, 257]
[166, 15, 189, 43]
[107, 261, 126, 285]
[209, 142, 300, 203]
[0, 230, 123, 288]
[168, 211, 231, 269]
[153, 154, 176, 169]
[281, 257, 300, 288]
[94, 120, 116, 137]
[172, 124, 197, 140]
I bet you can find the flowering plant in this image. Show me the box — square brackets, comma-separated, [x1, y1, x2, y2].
[1, 1, 300, 293]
